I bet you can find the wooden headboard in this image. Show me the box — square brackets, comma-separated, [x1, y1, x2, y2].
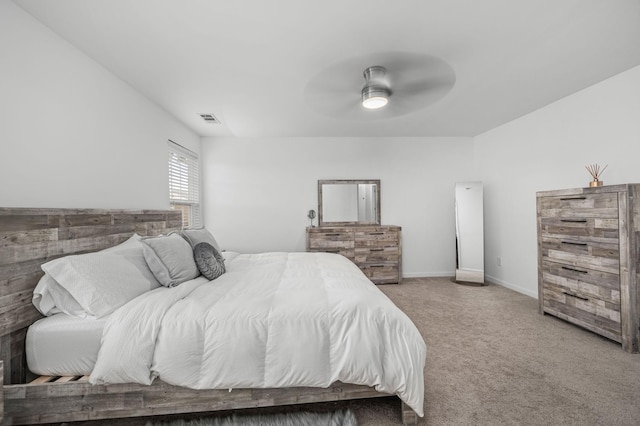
[0, 208, 182, 384]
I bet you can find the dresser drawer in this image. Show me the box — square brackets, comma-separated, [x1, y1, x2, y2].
[355, 229, 399, 247]
[307, 229, 355, 260]
[354, 246, 399, 264]
[541, 259, 620, 304]
[307, 246, 355, 260]
[542, 283, 621, 342]
[540, 236, 619, 275]
[538, 193, 619, 219]
[539, 216, 619, 240]
[361, 264, 399, 284]
[307, 230, 354, 249]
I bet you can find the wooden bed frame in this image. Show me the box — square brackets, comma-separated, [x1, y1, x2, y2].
[0, 208, 419, 424]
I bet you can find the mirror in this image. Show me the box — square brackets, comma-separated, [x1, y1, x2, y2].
[454, 181, 485, 285]
[318, 179, 380, 226]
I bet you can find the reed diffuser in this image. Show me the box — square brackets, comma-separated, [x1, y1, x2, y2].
[586, 163, 607, 187]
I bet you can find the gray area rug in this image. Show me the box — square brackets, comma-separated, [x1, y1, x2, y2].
[147, 410, 357, 426]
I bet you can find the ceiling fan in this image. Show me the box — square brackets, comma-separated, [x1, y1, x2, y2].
[361, 65, 391, 110]
[304, 51, 456, 120]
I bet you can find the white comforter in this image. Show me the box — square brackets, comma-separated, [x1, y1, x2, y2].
[90, 252, 426, 416]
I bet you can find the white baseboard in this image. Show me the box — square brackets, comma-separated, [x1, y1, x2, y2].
[403, 271, 454, 278]
[403, 272, 539, 300]
[485, 274, 538, 299]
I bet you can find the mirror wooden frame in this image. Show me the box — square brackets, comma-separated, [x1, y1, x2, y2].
[318, 179, 381, 227]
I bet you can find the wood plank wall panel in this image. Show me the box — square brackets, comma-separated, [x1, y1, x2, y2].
[0, 208, 182, 384]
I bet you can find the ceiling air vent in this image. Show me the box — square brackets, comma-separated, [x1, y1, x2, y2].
[199, 113, 220, 124]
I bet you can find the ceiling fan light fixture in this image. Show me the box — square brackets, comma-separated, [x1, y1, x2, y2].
[361, 86, 390, 109]
[361, 66, 390, 110]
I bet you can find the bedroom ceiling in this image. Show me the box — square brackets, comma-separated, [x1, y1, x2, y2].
[12, 0, 640, 138]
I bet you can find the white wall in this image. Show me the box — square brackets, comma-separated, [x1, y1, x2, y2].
[0, 1, 200, 210]
[6, 0, 638, 295]
[202, 67, 640, 286]
[475, 65, 640, 297]
[201, 137, 474, 277]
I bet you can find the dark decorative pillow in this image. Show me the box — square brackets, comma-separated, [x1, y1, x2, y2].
[193, 242, 226, 280]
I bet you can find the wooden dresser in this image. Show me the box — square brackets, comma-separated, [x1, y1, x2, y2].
[536, 184, 640, 353]
[306, 225, 402, 284]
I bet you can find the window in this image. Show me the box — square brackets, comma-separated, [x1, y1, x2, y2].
[168, 140, 201, 228]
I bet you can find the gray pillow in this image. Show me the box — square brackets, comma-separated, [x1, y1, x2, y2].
[193, 242, 226, 280]
[140, 233, 199, 287]
[181, 228, 222, 252]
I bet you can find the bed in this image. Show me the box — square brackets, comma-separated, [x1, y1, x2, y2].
[0, 207, 425, 424]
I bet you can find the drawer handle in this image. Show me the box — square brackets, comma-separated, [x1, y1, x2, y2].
[562, 291, 589, 301]
[561, 241, 587, 246]
[325, 249, 340, 253]
[324, 233, 341, 237]
[560, 219, 587, 223]
[561, 266, 588, 274]
[369, 248, 384, 252]
[370, 265, 385, 268]
[368, 232, 385, 235]
[560, 197, 587, 201]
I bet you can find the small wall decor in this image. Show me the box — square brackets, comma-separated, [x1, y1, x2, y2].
[586, 163, 607, 187]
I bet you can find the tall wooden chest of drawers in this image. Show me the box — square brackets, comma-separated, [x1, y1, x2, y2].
[537, 184, 640, 353]
[306, 225, 402, 284]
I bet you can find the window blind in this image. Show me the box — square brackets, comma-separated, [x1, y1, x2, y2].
[168, 140, 201, 228]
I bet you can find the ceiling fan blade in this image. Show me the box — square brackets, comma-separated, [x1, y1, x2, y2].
[303, 51, 456, 120]
[393, 74, 456, 98]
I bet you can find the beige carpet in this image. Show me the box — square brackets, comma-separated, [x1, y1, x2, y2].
[368, 277, 640, 425]
[74, 277, 640, 425]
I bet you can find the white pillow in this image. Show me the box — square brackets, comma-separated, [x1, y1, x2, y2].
[33, 274, 86, 317]
[33, 234, 144, 317]
[32, 274, 62, 316]
[38, 234, 161, 318]
[103, 233, 144, 254]
[140, 233, 199, 287]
